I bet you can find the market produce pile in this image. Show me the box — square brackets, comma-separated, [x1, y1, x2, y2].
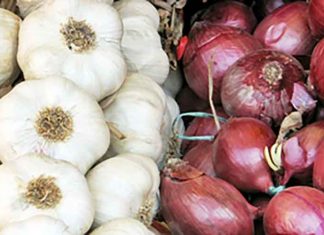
[1, 0, 324, 234]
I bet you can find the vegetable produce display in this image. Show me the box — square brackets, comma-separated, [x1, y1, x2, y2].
[2, 0, 324, 234]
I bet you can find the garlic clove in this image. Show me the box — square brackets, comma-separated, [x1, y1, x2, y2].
[0, 9, 21, 89]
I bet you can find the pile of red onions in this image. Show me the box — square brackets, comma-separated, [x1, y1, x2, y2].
[310, 38, 324, 103]
[254, 2, 316, 56]
[308, 0, 324, 38]
[221, 49, 311, 126]
[161, 159, 257, 235]
[264, 186, 324, 234]
[183, 22, 262, 103]
[198, 0, 257, 33]
[280, 120, 324, 185]
[212, 117, 278, 194]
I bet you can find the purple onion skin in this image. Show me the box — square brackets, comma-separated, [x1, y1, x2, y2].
[308, 0, 324, 38]
[310, 39, 324, 103]
[161, 161, 256, 235]
[183, 22, 262, 103]
[281, 121, 324, 185]
[221, 49, 306, 126]
[264, 186, 324, 234]
[183, 142, 216, 177]
[313, 142, 324, 191]
[199, 0, 257, 33]
[254, 2, 316, 56]
[213, 117, 276, 193]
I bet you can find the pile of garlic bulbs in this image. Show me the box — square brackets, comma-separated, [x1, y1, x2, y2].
[0, 0, 184, 233]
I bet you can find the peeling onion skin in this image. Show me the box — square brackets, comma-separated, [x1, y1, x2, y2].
[280, 121, 324, 185]
[183, 22, 263, 103]
[199, 0, 257, 33]
[310, 39, 324, 103]
[161, 161, 256, 235]
[213, 117, 276, 193]
[308, 0, 324, 38]
[254, 2, 316, 56]
[221, 49, 306, 126]
[264, 186, 324, 235]
[313, 142, 324, 191]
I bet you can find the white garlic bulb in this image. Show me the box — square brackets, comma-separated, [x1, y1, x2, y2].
[115, 0, 169, 85]
[0, 153, 94, 234]
[87, 153, 160, 228]
[113, 0, 159, 30]
[0, 9, 20, 88]
[17, 0, 126, 101]
[90, 218, 155, 235]
[103, 73, 168, 163]
[0, 216, 74, 235]
[0, 77, 109, 174]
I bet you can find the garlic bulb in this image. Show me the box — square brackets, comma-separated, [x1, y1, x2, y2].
[162, 68, 184, 98]
[90, 218, 155, 235]
[87, 153, 160, 228]
[103, 73, 168, 163]
[113, 0, 159, 30]
[17, 0, 126, 101]
[17, 0, 45, 18]
[0, 77, 109, 174]
[0, 153, 94, 234]
[115, 0, 169, 85]
[0, 9, 20, 88]
[0, 216, 74, 235]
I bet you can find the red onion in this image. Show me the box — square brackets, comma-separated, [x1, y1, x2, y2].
[221, 49, 308, 126]
[310, 38, 324, 103]
[308, 0, 324, 38]
[254, 2, 316, 56]
[183, 142, 216, 177]
[181, 107, 228, 153]
[161, 159, 257, 235]
[253, 0, 287, 19]
[198, 1, 257, 33]
[176, 86, 209, 114]
[313, 142, 324, 191]
[264, 186, 324, 234]
[183, 22, 263, 103]
[212, 117, 278, 194]
[280, 120, 324, 185]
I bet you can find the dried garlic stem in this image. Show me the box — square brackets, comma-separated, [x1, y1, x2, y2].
[106, 122, 126, 140]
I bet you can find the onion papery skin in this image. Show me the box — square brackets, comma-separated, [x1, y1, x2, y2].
[313, 142, 324, 191]
[161, 160, 256, 235]
[280, 120, 324, 185]
[198, 1, 257, 33]
[183, 142, 215, 177]
[221, 49, 306, 126]
[254, 2, 316, 56]
[213, 117, 276, 193]
[308, 0, 324, 38]
[264, 186, 324, 234]
[183, 22, 263, 103]
[310, 39, 324, 103]
[181, 107, 229, 153]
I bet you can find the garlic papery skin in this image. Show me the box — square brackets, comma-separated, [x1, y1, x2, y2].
[0, 9, 20, 88]
[103, 73, 168, 163]
[17, 0, 126, 101]
[0, 77, 109, 174]
[162, 68, 184, 98]
[0, 153, 94, 234]
[0, 215, 75, 235]
[114, 0, 169, 85]
[87, 153, 160, 228]
[90, 218, 155, 235]
[17, 0, 46, 18]
[113, 0, 160, 30]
